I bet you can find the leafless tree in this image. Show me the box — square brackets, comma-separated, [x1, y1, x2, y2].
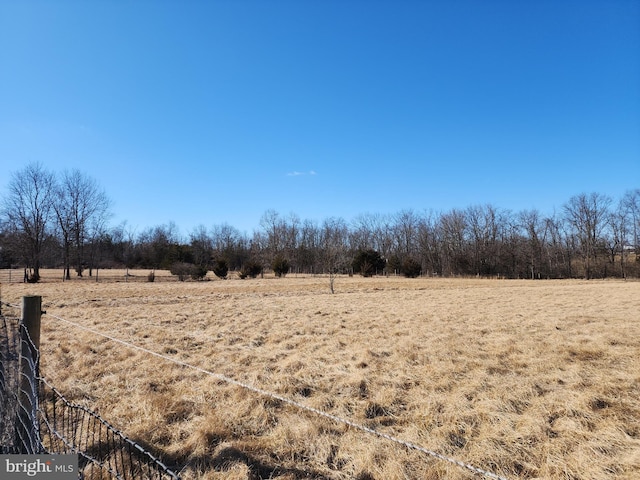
[519, 209, 545, 279]
[210, 223, 245, 270]
[319, 217, 349, 293]
[563, 192, 612, 279]
[54, 169, 111, 278]
[621, 189, 640, 251]
[109, 221, 137, 268]
[2, 163, 57, 282]
[259, 209, 284, 257]
[138, 222, 181, 269]
[466, 204, 502, 276]
[438, 208, 468, 275]
[350, 213, 376, 251]
[283, 213, 301, 264]
[607, 204, 628, 277]
[296, 218, 320, 273]
[190, 224, 213, 269]
[393, 209, 420, 261]
[416, 211, 441, 276]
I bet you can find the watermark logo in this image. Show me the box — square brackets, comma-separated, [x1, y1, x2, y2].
[1, 455, 78, 479]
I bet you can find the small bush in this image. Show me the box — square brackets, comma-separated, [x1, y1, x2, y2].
[401, 258, 422, 278]
[272, 255, 290, 278]
[147, 271, 155, 282]
[170, 262, 193, 281]
[386, 254, 402, 274]
[239, 260, 262, 279]
[191, 265, 208, 281]
[213, 259, 229, 279]
[352, 249, 386, 277]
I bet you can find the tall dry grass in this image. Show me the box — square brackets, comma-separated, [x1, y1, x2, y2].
[2, 271, 639, 479]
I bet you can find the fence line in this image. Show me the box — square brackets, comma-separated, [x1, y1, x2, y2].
[0, 269, 22, 284]
[0, 304, 181, 479]
[38, 376, 180, 480]
[16, 322, 44, 454]
[0, 312, 21, 453]
[0, 270, 181, 284]
[47, 310, 509, 480]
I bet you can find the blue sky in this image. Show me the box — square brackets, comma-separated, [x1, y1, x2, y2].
[1, 0, 639, 236]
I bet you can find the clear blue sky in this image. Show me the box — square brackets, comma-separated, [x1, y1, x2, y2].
[1, 0, 639, 236]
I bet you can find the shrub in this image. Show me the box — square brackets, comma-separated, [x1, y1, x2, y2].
[272, 255, 290, 278]
[239, 260, 262, 279]
[401, 258, 422, 278]
[191, 265, 208, 281]
[170, 262, 193, 281]
[147, 271, 155, 282]
[386, 254, 402, 274]
[213, 259, 229, 279]
[352, 249, 385, 277]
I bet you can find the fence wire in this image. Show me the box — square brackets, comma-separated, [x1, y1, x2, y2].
[2, 299, 510, 480]
[48, 310, 510, 480]
[38, 377, 180, 480]
[0, 308, 180, 479]
[0, 314, 21, 453]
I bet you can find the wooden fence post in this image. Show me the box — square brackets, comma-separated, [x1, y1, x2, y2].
[21, 296, 41, 351]
[17, 295, 42, 453]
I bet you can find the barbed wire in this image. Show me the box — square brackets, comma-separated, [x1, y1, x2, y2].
[47, 310, 509, 480]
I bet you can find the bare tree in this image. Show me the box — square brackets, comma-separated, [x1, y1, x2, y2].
[438, 209, 468, 275]
[283, 213, 301, 264]
[190, 224, 213, 270]
[499, 210, 526, 278]
[607, 203, 628, 278]
[563, 192, 612, 279]
[466, 205, 502, 276]
[414, 211, 441, 276]
[109, 221, 137, 268]
[519, 209, 545, 279]
[319, 217, 349, 293]
[54, 170, 111, 278]
[53, 183, 74, 279]
[259, 209, 284, 259]
[295, 218, 320, 274]
[2, 163, 57, 282]
[350, 213, 376, 251]
[393, 209, 420, 259]
[621, 189, 640, 251]
[138, 222, 182, 269]
[210, 223, 244, 270]
[86, 208, 111, 277]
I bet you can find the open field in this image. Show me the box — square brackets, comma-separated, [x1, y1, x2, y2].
[2, 271, 639, 479]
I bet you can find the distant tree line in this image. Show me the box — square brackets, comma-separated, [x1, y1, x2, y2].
[1, 163, 639, 281]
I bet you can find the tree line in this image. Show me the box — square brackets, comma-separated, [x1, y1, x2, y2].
[1, 163, 639, 281]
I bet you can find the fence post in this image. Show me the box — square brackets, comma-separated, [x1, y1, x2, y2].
[16, 295, 42, 453]
[21, 296, 41, 351]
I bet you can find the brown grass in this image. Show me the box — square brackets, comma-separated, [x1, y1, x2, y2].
[2, 271, 640, 479]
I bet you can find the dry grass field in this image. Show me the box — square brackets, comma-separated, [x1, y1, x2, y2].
[2, 270, 639, 479]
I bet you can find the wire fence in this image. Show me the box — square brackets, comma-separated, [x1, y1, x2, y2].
[0, 307, 181, 479]
[46, 310, 509, 480]
[0, 269, 181, 284]
[39, 377, 179, 480]
[2, 297, 510, 480]
[0, 313, 21, 453]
